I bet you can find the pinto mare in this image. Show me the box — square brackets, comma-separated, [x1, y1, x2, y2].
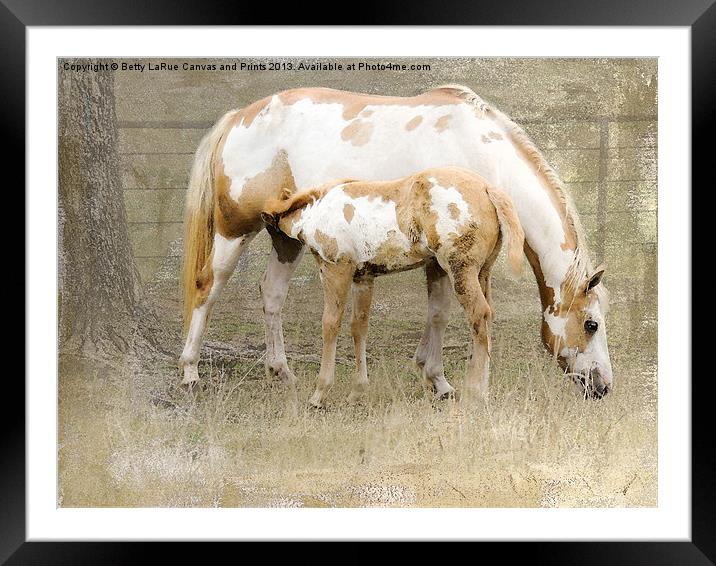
[262, 167, 524, 407]
[180, 85, 614, 398]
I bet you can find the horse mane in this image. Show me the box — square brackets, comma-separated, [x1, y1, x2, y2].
[432, 84, 598, 297]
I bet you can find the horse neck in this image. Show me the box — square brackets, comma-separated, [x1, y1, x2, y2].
[524, 240, 562, 314]
[487, 136, 580, 314]
[515, 179, 581, 353]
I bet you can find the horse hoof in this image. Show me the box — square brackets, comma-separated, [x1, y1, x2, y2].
[347, 391, 365, 405]
[308, 393, 326, 410]
[179, 379, 204, 398]
[437, 388, 456, 401]
[180, 365, 200, 388]
[267, 365, 298, 385]
[308, 401, 326, 411]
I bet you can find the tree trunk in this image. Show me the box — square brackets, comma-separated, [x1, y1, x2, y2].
[58, 60, 160, 357]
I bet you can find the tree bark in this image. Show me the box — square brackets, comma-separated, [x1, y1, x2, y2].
[58, 60, 160, 357]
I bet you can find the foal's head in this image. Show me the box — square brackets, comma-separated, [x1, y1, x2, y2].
[543, 267, 614, 399]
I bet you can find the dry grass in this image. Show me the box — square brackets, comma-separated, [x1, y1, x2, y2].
[58, 232, 657, 508]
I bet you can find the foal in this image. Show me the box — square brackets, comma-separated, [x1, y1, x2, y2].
[262, 166, 524, 407]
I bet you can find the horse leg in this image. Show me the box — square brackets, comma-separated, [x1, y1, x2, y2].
[179, 232, 256, 385]
[478, 242, 499, 335]
[261, 226, 305, 385]
[308, 261, 354, 408]
[347, 278, 374, 404]
[413, 260, 454, 398]
[448, 263, 493, 400]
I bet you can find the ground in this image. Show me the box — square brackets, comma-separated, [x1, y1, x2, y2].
[58, 230, 657, 508]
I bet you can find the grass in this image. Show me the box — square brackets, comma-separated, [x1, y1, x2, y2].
[58, 231, 657, 507]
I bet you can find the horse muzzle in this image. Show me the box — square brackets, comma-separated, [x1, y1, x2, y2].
[570, 368, 612, 400]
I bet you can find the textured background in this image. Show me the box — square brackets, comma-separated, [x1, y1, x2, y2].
[57, 59, 659, 508]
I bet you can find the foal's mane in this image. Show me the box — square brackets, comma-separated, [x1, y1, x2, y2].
[433, 84, 597, 296]
[263, 180, 356, 222]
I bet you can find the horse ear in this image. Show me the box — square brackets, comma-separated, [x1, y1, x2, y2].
[585, 265, 605, 293]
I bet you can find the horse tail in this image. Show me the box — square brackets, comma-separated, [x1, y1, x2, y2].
[486, 185, 524, 277]
[182, 110, 237, 335]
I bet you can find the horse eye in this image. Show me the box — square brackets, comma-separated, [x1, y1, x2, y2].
[584, 320, 598, 334]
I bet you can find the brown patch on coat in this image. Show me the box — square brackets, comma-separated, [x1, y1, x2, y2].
[266, 225, 303, 265]
[434, 114, 452, 132]
[403, 176, 440, 251]
[524, 241, 556, 311]
[540, 288, 595, 360]
[194, 251, 214, 305]
[427, 167, 495, 245]
[370, 228, 418, 269]
[215, 150, 296, 238]
[277, 87, 461, 121]
[406, 116, 423, 131]
[488, 131, 503, 140]
[314, 229, 339, 261]
[230, 96, 272, 130]
[446, 223, 488, 296]
[343, 203, 355, 223]
[340, 180, 402, 202]
[340, 179, 424, 249]
[341, 120, 374, 146]
[563, 299, 590, 353]
[524, 241, 590, 357]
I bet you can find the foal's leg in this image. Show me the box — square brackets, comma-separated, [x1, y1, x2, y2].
[180, 232, 256, 385]
[261, 226, 305, 384]
[413, 260, 455, 398]
[308, 261, 354, 408]
[347, 278, 374, 404]
[447, 263, 493, 400]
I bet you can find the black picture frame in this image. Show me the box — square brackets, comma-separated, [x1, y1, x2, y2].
[9, 1, 707, 563]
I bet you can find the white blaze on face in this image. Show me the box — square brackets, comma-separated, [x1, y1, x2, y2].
[428, 177, 471, 240]
[573, 298, 613, 386]
[544, 308, 567, 339]
[290, 185, 411, 264]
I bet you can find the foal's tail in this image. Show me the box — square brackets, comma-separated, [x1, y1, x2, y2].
[182, 110, 237, 335]
[485, 186, 524, 277]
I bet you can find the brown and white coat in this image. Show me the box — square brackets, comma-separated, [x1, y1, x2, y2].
[263, 167, 524, 406]
[180, 85, 613, 399]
